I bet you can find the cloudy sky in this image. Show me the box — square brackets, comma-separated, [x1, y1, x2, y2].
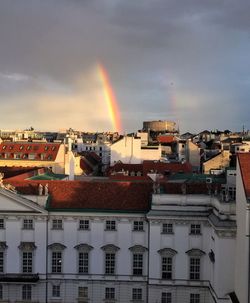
[0, 0, 249, 133]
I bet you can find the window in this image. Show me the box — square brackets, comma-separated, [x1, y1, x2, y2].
[0, 252, 3, 273]
[133, 253, 143, 276]
[52, 219, 63, 230]
[79, 252, 89, 274]
[190, 224, 201, 235]
[0, 284, 2, 300]
[162, 223, 173, 234]
[23, 219, 33, 230]
[79, 220, 89, 230]
[190, 293, 200, 303]
[162, 257, 172, 279]
[106, 220, 116, 231]
[190, 257, 200, 280]
[52, 251, 62, 273]
[78, 286, 89, 303]
[22, 285, 32, 301]
[52, 285, 60, 297]
[132, 288, 142, 301]
[133, 221, 144, 231]
[162, 292, 172, 303]
[22, 251, 33, 273]
[105, 287, 115, 300]
[0, 219, 4, 229]
[105, 253, 115, 274]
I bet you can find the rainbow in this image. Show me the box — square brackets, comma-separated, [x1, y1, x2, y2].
[97, 63, 122, 133]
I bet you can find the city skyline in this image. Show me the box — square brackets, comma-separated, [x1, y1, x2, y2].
[0, 0, 250, 133]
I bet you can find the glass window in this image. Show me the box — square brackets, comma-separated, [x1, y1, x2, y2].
[105, 287, 115, 300]
[0, 219, 4, 229]
[52, 251, 62, 273]
[0, 252, 4, 273]
[162, 223, 173, 234]
[106, 220, 116, 231]
[190, 293, 200, 303]
[0, 284, 2, 300]
[52, 219, 63, 230]
[22, 285, 32, 301]
[105, 253, 115, 274]
[22, 251, 33, 273]
[133, 253, 143, 276]
[190, 224, 201, 235]
[79, 252, 89, 274]
[190, 257, 200, 280]
[133, 221, 144, 231]
[23, 219, 33, 230]
[162, 292, 172, 303]
[162, 257, 172, 279]
[132, 288, 142, 300]
[78, 286, 88, 298]
[52, 285, 60, 297]
[79, 220, 89, 230]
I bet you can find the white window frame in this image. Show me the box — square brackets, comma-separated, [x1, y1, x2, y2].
[78, 286, 88, 299]
[162, 256, 172, 280]
[79, 251, 89, 274]
[190, 224, 201, 235]
[132, 288, 142, 301]
[162, 292, 172, 303]
[0, 251, 4, 273]
[105, 287, 115, 300]
[133, 221, 144, 231]
[52, 285, 60, 298]
[190, 257, 200, 280]
[190, 293, 200, 303]
[105, 220, 116, 231]
[52, 251, 62, 273]
[79, 219, 89, 230]
[22, 284, 32, 301]
[52, 219, 63, 230]
[162, 223, 173, 234]
[22, 251, 33, 273]
[105, 252, 115, 275]
[0, 219, 4, 229]
[133, 253, 143, 276]
[23, 219, 33, 230]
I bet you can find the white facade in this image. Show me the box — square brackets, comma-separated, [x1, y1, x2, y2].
[0, 180, 238, 303]
[111, 136, 161, 165]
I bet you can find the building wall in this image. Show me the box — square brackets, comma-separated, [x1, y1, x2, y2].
[203, 151, 231, 174]
[234, 159, 249, 302]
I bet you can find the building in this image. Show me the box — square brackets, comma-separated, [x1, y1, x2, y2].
[0, 166, 240, 303]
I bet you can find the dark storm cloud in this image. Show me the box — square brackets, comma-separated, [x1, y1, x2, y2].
[0, 0, 249, 132]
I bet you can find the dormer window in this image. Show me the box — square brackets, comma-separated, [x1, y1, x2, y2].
[19, 146, 24, 150]
[2, 146, 6, 150]
[51, 146, 56, 151]
[27, 146, 31, 150]
[45, 146, 49, 151]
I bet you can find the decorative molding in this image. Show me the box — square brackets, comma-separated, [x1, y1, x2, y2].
[74, 243, 93, 252]
[18, 242, 36, 251]
[157, 248, 177, 257]
[129, 245, 148, 253]
[185, 248, 205, 257]
[101, 244, 120, 252]
[48, 243, 66, 250]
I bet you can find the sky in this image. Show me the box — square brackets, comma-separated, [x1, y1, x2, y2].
[0, 0, 250, 133]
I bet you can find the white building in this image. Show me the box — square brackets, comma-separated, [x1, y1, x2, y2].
[0, 172, 239, 303]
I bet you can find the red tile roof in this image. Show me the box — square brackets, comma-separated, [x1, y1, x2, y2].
[142, 161, 193, 175]
[0, 166, 41, 179]
[0, 142, 61, 161]
[157, 135, 176, 144]
[238, 153, 250, 198]
[7, 180, 153, 212]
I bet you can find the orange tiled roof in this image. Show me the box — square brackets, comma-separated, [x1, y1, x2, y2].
[7, 180, 152, 212]
[157, 135, 176, 144]
[142, 161, 192, 175]
[238, 153, 250, 198]
[0, 142, 61, 161]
